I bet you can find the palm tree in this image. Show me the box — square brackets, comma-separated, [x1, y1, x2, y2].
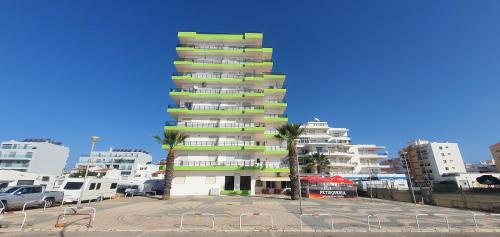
[153, 130, 189, 200]
[275, 123, 304, 200]
[306, 153, 330, 174]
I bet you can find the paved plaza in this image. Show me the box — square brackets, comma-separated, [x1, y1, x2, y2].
[0, 196, 499, 234]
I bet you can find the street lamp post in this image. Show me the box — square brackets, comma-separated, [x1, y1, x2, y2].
[77, 136, 100, 207]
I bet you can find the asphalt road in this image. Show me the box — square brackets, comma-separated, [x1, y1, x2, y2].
[1, 231, 499, 237]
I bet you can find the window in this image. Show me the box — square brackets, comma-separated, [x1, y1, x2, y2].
[32, 186, 42, 193]
[26, 152, 33, 158]
[439, 146, 443, 150]
[266, 181, 276, 188]
[224, 176, 234, 190]
[443, 160, 447, 163]
[441, 153, 445, 156]
[96, 183, 101, 190]
[445, 167, 449, 171]
[240, 176, 251, 191]
[205, 176, 216, 184]
[1, 144, 12, 149]
[42, 176, 50, 181]
[110, 183, 117, 189]
[89, 183, 96, 190]
[64, 182, 83, 190]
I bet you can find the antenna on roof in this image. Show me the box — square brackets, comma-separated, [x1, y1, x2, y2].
[314, 118, 320, 122]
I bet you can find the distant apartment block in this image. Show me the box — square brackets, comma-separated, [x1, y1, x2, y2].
[0, 138, 69, 176]
[490, 142, 500, 172]
[399, 139, 466, 188]
[76, 148, 152, 180]
[297, 120, 389, 175]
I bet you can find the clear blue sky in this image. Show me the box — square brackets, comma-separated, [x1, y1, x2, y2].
[1, 0, 499, 168]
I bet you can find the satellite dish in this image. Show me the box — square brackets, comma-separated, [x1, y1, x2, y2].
[314, 118, 320, 122]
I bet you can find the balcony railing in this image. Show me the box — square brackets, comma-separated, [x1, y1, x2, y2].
[173, 72, 285, 79]
[170, 88, 264, 94]
[265, 146, 287, 151]
[176, 44, 265, 50]
[175, 58, 272, 65]
[174, 160, 286, 169]
[0, 154, 33, 159]
[168, 104, 264, 111]
[165, 121, 265, 128]
[264, 99, 287, 103]
[181, 141, 262, 146]
[264, 114, 288, 118]
[0, 163, 29, 168]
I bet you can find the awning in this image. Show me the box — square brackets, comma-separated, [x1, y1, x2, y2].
[260, 177, 290, 182]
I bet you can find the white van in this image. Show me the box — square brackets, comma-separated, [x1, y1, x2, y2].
[59, 177, 118, 203]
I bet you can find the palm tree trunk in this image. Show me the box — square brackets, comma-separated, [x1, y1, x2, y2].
[288, 140, 300, 200]
[162, 149, 175, 200]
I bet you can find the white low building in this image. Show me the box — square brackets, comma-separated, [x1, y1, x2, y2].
[75, 148, 152, 181]
[0, 138, 69, 176]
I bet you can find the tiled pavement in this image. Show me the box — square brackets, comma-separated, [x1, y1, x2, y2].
[0, 196, 498, 233]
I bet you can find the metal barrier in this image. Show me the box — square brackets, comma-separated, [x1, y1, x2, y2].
[146, 191, 157, 197]
[125, 192, 134, 198]
[299, 213, 334, 231]
[180, 212, 215, 230]
[62, 206, 96, 222]
[22, 200, 47, 212]
[416, 213, 450, 231]
[367, 214, 381, 231]
[0, 211, 27, 230]
[239, 212, 274, 230]
[473, 212, 500, 229]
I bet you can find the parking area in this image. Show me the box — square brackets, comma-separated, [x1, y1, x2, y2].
[0, 196, 499, 233]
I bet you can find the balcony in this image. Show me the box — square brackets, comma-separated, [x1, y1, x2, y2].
[172, 73, 285, 83]
[263, 99, 287, 107]
[360, 163, 391, 169]
[178, 32, 263, 45]
[167, 104, 265, 115]
[0, 154, 33, 159]
[0, 163, 29, 168]
[160, 160, 288, 172]
[263, 146, 288, 155]
[174, 58, 273, 72]
[263, 114, 288, 123]
[169, 88, 264, 98]
[358, 152, 388, 159]
[164, 121, 266, 133]
[304, 151, 354, 157]
[264, 87, 287, 94]
[176, 44, 272, 55]
[164, 140, 266, 151]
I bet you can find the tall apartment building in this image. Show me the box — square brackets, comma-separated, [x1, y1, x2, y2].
[76, 148, 152, 180]
[490, 142, 500, 172]
[0, 138, 69, 176]
[399, 140, 466, 188]
[164, 32, 289, 196]
[297, 120, 389, 175]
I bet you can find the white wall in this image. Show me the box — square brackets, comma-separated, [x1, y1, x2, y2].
[171, 171, 257, 196]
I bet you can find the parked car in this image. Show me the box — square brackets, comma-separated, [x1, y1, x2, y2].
[0, 185, 64, 210]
